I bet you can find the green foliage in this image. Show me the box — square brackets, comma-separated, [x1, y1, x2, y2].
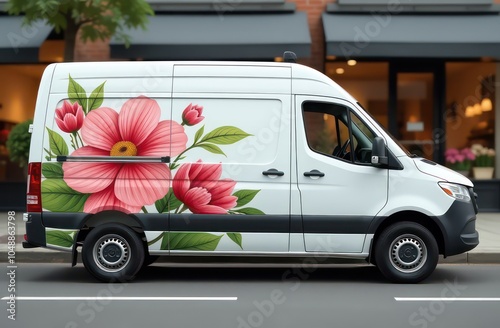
[41, 179, 89, 212]
[46, 230, 75, 248]
[7, 0, 154, 60]
[6, 119, 32, 168]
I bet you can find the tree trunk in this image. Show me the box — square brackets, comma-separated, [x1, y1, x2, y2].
[64, 13, 78, 62]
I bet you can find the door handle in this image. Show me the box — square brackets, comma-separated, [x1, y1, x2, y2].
[304, 169, 325, 178]
[262, 169, 284, 177]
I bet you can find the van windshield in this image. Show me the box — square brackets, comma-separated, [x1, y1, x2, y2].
[356, 102, 412, 157]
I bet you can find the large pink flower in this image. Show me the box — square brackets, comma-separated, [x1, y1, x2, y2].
[63, 96, 188, 213]
[173, 160, 237, 214]
[55, 100, 84, 133]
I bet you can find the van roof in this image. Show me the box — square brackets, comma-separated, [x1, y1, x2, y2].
[46, 61, 356, 101]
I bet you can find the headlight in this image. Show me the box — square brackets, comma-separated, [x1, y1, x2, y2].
[438, 182, 471, 202]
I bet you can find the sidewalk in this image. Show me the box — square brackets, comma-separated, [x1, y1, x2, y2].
[0, 211, 498, 264]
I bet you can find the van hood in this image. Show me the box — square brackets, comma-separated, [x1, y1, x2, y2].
[412, 158, 473, 187]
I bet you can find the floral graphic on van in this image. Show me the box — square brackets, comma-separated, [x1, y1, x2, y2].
[41, 76, 265, 251]
[62, 96, 188, 213]
[55, 100, 85, 133]
[173, 160, 237, 214]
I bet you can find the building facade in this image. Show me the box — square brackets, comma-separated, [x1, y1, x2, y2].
[1, 0, 500, 210]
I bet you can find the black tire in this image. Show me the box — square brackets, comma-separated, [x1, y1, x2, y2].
[142, 255, 160, 268]
[82, 223, 145, 282]
[374, 222, 438, 283]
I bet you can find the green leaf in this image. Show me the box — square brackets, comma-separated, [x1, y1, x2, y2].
[233, 207, 265, 215]
[155, 188, 183, 213]
[227, 232, 243, 249]
[87, 81, 106, 111]
[46, 230, 74, 248]
[193, 125, 205, 144]
[197, 143, 226, 156]
[68, 74, 88, 112]
[46, 128, 68, 156]
[42, 179, 89, 212]
[169, 233, 223, 251]
[42, 163, 64, 178]
[200, 126, 252, 145]
[160, 233, 169, 250]
[233, 189, 260, 208]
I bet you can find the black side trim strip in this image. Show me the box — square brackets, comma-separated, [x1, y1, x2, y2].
[302, 215, 374, 234]
[170, 214, 290, 233]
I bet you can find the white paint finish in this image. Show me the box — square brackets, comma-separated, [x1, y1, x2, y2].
[51, 62, 174, 95]
[379, 157, 455, 218]
[304, 234, 366, 253]
[289, 233, 306, 252]
[173, 65, 290, 94]
[1, 296, 237, 301]
[362, 234, 374, 254]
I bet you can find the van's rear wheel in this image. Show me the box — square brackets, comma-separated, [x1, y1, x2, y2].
[374, 222, 438, 283]
[82, 223, 144, 282]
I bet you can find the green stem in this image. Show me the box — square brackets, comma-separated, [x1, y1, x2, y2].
[142, 206, 149, 213]
[169, 144, 196, 170]
[76, 132, 84, 148]
[147, 232, 165, 246]
[70, 133, 77, 150]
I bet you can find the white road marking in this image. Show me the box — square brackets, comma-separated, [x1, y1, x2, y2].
[1, 296, 237, 301]
[395, 297, 500, 302]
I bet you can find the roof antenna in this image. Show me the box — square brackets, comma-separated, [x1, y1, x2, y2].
[283, 51, 297, 63]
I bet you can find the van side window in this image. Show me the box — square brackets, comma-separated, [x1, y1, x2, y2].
[302, 102, 353, 162]
[302, 101, 376, 164]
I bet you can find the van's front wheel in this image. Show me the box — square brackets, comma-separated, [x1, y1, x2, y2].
[82, 223, 144, 282]
[374, 222, 438, 283]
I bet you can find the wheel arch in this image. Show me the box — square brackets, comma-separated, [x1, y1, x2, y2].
[75, 211, 146, 246]
[370, 211, 445, 256]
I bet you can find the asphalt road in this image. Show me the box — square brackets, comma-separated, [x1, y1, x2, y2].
[1, 263, 499, 328]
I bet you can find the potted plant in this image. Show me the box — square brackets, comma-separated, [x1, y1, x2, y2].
[445, 147, 475, 177]
[6, 119, 32, 171]
[471, 144, 495, 179]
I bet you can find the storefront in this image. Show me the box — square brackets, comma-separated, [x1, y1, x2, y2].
[1, 0, 500, 210]
[322, 0, 500, 209]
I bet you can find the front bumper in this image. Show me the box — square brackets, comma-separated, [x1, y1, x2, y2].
[434, 199, 479, 257]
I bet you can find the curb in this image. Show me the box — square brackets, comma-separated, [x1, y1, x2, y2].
[1, 251, 499, 264]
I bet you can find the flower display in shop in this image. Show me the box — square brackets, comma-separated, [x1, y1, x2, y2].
[471, 144, 495, 167]
[445, 147, 475, 171]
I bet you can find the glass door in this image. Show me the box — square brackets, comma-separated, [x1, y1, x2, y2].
[389, 62, 445, 163]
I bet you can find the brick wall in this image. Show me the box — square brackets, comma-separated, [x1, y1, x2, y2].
[291, 0, 334, 71]
[74, 30, 110, 62]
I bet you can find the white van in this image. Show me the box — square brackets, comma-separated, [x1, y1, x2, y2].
[23, 56, 479, 283]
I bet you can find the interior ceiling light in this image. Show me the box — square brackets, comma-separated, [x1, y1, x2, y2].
[481, 98, 492, 111]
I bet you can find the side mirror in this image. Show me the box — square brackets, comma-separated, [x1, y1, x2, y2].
[371, 137, 388, 167]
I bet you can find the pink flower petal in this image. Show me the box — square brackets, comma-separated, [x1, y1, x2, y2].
[114, 163, 171, 207]
[190, 162, 221, 190]
[81, 107, 121, 151]
[184, 187, 228, 214]
[210, 195, 237, 210]
[119, 96, 161, 147]
[209, 179, 237, 201]
[170, 121, 189, 156]
[138, 120, 187, 157]
[63, 147, 122, 194]
[172, 163, 191, 201]
[84, 184, 142, 214]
